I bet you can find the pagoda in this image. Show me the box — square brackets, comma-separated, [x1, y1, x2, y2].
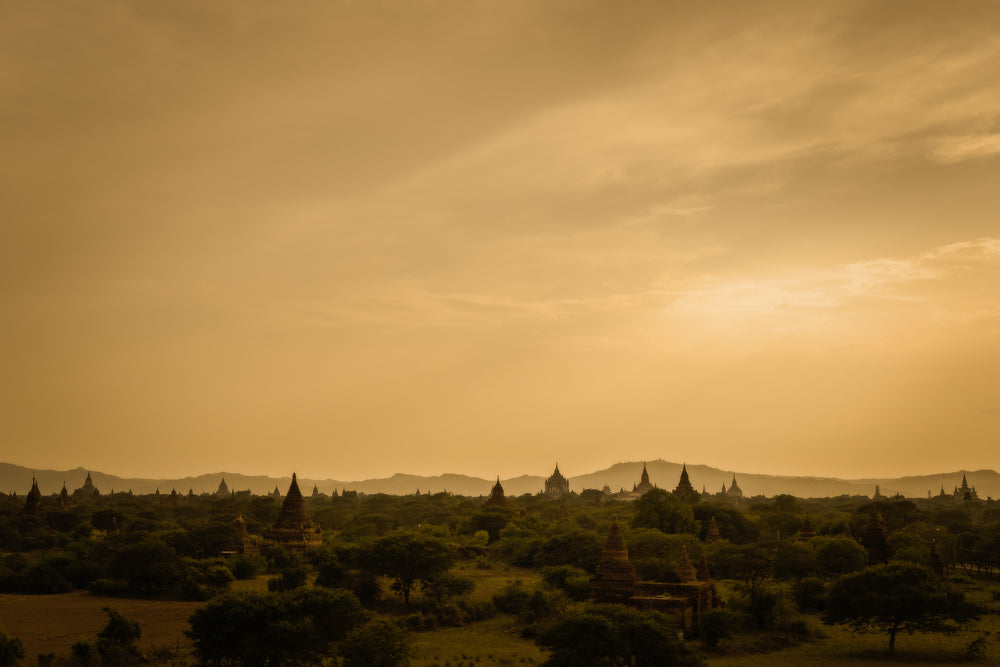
[726, 475, 743, 498]
[21, 478, 43, 515]
[263, 474, 322, 551]
[76, 471, 99, 497]
[704, 516, 722, 543]
[954, 475, 979, 501]
[544, 464, 569, 497]
[635, 463, 655, 493]
[591, 516, 637, 602]
[674, 546, 698, 583]
[231, 513, 260, 556]
[673, 463, 696, 501]
[57, 483, 74, 510]
[485, 477, 508, 506]
[215, 479, 231, 497]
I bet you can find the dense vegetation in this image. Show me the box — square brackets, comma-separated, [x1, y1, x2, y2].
[1, 483, 999, 665]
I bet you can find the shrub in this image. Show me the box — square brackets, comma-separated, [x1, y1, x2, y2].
[0, 631, 25, 667]
[792, 577, 827, 613]
[699, 608, 740, 649]
[229, 554, 264, 580]
[340, 620, 413, 667]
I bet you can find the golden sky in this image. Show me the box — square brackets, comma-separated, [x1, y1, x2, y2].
[2, 0, 999, 480]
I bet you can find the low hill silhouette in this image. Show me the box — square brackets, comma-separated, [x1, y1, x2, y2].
[1, 460, 997, 499]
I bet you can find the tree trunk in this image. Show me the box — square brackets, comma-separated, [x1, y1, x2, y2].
[888, 623, 898, 653]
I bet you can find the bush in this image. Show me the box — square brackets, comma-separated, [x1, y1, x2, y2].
[187, 588, 366, 666]
[229, 555, 264, 580]
[492, 581, 566, 625]
[813, 537, 868, 576]
[539, 605, 703, 667]
[267, 565, 309, 592]
[699, 608, 740, 649]
[0, 630, 25, 667]
[792, 577, 827, 613]
[340, 620, 413, 667]
[540, 566, 590, 601]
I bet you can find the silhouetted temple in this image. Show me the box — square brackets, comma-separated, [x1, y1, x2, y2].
[263, 473, 322, 551]
[593, 517, 719, 629]
[705, 516, 722, 543]
[269, 485, 282, 498]
[216, 479, 231, 497]
[485, 477, 508, 506]
[77, 471, 99, 497]
[591, 516, 637, 603]
[727, 475, 743, 498]
[673, 463, 696, 501]
[954, 475, 979, 501]
[635, 463, 654, 494]
[58, 483, 73, 510]
[544, 465, 569, 497]
[622, 462, 655, 500]
[225, 513, 260, 556]
[311, 484, 319, 498]
[21, 478, 42, 515]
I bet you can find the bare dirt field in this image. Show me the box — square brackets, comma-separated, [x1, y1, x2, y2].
[0, 592, 203, 660]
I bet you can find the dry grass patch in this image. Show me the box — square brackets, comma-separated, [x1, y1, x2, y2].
[0, 591, 202, 660]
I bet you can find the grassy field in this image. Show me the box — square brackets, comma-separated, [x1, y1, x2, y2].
[0, 591, 202, 661]
[705, 584, 1000, 666]
[410, 615, 548, 667]
[452, 561, 542, 601]
[1, 571, 996, 667]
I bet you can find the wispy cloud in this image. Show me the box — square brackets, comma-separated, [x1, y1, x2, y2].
[928, 134, 1000, 163]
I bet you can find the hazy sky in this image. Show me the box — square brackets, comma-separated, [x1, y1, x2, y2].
[3, 0, 999, 481]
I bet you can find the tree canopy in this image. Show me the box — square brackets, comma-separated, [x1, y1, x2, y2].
[632, 489, 699, 535]
[823, 561, 978, 652]
[369, 531, 456, 604]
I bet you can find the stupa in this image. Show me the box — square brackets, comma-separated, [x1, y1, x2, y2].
[21, 478, 43, 515]
[591, 516, 637, 602]
[484, 477, 508, 506]
[263, 473, 322, 551]
[673, 463, 696, 501]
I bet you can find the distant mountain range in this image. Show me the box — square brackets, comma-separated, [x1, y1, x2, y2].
[1, 460, 997, 500]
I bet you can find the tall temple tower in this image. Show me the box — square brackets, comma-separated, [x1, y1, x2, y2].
[673, 463, 696, 501]
[263, 473, 322, 551]
[544, 464, 569, 497]
[591, 516, 637, 602]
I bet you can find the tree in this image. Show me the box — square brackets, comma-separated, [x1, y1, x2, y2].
[187, 588, 366, 666]
[538, 605, 703, 667]
[0, 631, 24, 667]
[534, 529, 603, 572]
[823, 562, 979, 653]
[370, 532, 455, 604]
[632, 489, 699, 535]
[96, 608, 142, 666]
[339, 620, 413, 667]
[813, 536, 868, 576]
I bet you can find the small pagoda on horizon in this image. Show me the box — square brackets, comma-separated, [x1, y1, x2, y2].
[21, 478, 43, 516]
[485, 477, 508, 507]
[673, 463, 696, 501]
[544, 464, 569, 497]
